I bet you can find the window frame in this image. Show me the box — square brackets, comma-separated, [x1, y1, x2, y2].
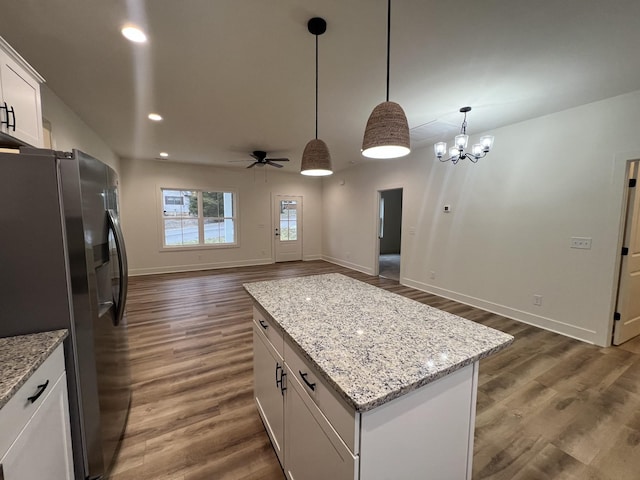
[159, 187, 239, 251]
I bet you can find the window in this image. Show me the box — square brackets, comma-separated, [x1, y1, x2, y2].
[161, 188, 237, 248]
[279, 200, 298, 241]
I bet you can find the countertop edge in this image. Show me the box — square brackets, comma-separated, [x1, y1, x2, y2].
[0, 329, 68, 410]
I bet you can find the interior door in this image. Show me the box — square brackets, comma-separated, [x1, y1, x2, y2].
[274, 195, 302, 262]
[613, 160, 640, 345]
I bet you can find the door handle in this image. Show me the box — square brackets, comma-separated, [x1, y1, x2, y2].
[274, 228, 280, 237]
[107, 209, 128, 326]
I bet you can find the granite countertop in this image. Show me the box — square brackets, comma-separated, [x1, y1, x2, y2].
[0, 330, 68, 409]
[244, 273, 513, 412]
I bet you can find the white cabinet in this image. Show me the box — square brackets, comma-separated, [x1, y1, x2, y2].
[0, 37, 44, 147]
[253, 323, 285, 465]
[252, 306, 480, 480]
[284, 371, 357, 480]
[0, 344, 74, 480]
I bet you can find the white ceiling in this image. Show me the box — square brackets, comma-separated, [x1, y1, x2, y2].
[1, 0, 639, 172]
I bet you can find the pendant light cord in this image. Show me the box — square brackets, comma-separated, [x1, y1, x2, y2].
[315, 33, 319, 139]
[386, 0, 391, 102]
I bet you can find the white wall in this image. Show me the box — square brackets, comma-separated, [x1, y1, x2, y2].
[120, 158, 323, 275]
[40, 85, 120, 172]
[323, 90, 640, 346]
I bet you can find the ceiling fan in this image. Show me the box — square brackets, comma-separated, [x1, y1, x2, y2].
[246, 150, 290, 169]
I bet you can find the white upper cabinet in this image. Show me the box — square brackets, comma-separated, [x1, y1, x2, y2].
[0, 37, 44, 148]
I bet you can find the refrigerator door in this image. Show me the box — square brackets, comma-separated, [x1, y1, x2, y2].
[73, 151, 131, 477]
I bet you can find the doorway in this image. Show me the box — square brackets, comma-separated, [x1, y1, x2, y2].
[377, 188, 402, 281]
[613, 160, 640, 345]
[273, 195, 303, 262]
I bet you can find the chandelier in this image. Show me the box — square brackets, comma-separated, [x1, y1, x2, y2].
[434, 107, 494, 164]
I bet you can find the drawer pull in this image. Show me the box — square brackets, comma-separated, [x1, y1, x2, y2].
[299, 371, 316, 391]
[27, 379, 50, 403]
[275, 363, 282, 386]
[258, 319, 269, 329]
[279, 371, 287, 396]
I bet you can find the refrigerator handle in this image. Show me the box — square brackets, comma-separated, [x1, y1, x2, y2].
[107, 209, 128, 326]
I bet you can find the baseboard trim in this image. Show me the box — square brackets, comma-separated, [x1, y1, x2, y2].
[322, 255, 374, 276]
[303, 254, 323, 261]
[130, 258, 274, 276]
[402, 277, 598, 345]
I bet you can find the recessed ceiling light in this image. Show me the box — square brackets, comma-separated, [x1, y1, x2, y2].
[148, 113, 162, 121]
[122, 25, 147, 43]
[159, 152, 169, 158]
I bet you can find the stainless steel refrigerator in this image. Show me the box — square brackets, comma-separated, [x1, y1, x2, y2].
[0, 147, 131, 480]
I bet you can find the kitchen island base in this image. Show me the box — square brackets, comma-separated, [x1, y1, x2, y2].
[246, 274, 512, 480]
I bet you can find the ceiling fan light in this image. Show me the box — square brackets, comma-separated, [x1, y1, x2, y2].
[362, 101, 411, 159]
[449, 147, 460, 159]
[471, 144, 483, 157]
[301, 139, 333, 176]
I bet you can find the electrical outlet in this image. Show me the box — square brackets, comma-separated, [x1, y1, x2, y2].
[533, 295, 543, 306]
[571, 237, 592, 249]
[444, 205, 451, 213]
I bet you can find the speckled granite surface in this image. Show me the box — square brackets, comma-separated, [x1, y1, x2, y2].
[0, 330, 68, 409]
[244, 273, 513, 412]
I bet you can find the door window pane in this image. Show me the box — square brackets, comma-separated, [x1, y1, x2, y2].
[280, 200, 297, 241]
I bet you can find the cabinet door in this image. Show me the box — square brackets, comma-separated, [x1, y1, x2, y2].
[254, 326, 285, 466]
[0, 372, 74, 480]
[0, 52, 43, 147]
[284, 371, 357, 480]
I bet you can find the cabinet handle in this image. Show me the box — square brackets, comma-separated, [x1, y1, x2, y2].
[275, 363, 282, 386]
[258, 319, 268, 329]
[7, 105, 15, 131]
[279, 371, 287, 396]
[0, 462, 4, 480]
[298, 371, 316, 391]
[27, 379, 50, 403]
[0, 102, 7, 128]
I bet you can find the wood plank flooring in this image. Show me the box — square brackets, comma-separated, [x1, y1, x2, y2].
[108, 261, 640, 480]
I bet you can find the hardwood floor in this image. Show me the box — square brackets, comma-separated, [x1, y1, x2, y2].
[108, 261, 640, 480]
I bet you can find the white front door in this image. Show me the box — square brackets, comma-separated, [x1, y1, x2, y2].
[613, 160, 640, 345]
[273, 195, 302, 262]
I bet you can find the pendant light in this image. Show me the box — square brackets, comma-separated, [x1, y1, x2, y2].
[301, 17, 333, 176]
[361, 0, 410, 159]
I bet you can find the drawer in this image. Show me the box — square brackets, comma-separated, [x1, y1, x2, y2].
[284, 340, 359, 454]
[253, 306, 284, 356]
[0, 343, 65, 456]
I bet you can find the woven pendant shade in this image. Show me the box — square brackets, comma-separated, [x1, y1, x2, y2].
[361, 101, 410, 159]
[301, 138, 333, 176]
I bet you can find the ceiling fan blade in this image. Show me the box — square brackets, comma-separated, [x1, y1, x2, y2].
[247, 162, 258, 169]
[267, 158, 289, 162]
[266, 161, 283, 168]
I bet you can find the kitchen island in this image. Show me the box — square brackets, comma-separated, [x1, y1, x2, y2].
[244, 273, 513, 480]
